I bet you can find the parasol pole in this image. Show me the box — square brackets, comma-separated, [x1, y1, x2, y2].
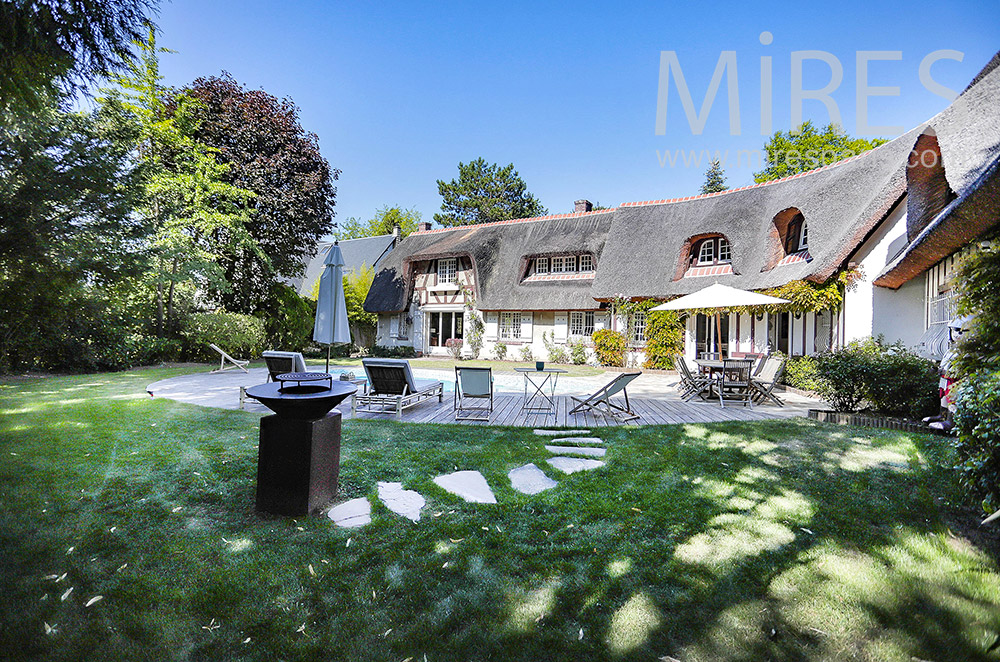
[326, 344, 330, 373]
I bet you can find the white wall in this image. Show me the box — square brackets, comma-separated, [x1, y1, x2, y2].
[843, 197, 915, 344]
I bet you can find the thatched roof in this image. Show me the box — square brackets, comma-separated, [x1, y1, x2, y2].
[364, 211, 614, 313]
[364, 52, 1000, 312]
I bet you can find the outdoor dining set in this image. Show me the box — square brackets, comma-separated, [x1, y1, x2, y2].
[673, 353, 786, 408]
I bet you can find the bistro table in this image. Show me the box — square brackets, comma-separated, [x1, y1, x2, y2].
[514, 367, 568, 413]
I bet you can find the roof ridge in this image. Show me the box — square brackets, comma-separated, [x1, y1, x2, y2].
[620, 143, 891, 209]
[410, 208, 616, 235]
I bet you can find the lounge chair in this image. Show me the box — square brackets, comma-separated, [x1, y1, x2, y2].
[716, 358, 754, 408]
[674, 355, 713, 401]
[751, 355, 786, 406]
[209, 343, 249, 373]
[568, 371, 642, 422]
[352, 358, 443, 420]
[454, 366, 493, 421]
[262, 350, 309, 381]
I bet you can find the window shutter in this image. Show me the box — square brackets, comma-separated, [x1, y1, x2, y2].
[594, 313, 609, 331]
[520, 312, 533, 341]
[389, 315, 397, 337]
[485, 312, 499, 341]
[554, 313, 568, 342]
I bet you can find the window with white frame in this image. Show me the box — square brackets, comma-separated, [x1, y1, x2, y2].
[579, 254, 594, 272]
[396, 313, 410, 339]
[799, 221, 808, 250]
[565, 255, 577, 272]
[631, 311, 647, 344]
[499, 311, 521, 341]
[697, 240, 715, 264]
[717, 237, 732, 262]
[437, 257, 457, 284]
[570, 311, 594, 337]
[535, 257, 549, 274]
[551, 256, 566, 273]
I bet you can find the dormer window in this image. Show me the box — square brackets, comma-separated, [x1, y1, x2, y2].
[535, 257, 549, 274]
[692, 236, 732, 266]
[437, 257, 457, 284]
[784, 213, 807, 253]
[529, 253, 596, 277]
[551, 256, 566, 273]
[579, 254, 593, 272]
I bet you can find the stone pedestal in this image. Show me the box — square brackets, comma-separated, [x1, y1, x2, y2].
[255, 411, 341, 515]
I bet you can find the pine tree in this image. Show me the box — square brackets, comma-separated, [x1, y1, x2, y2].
[700, 158, 728, 194]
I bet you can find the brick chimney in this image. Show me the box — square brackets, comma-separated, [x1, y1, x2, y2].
[417, 221, 432, 232]
[392, 223, 401, 237]
[574, 199, 593, 213]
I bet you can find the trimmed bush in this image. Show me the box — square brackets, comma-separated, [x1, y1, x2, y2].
[370, 345, 416, 359]
[569, 340, 588, 365]
[814, 337, 938, 417]
[783, 354, 823, 392]
[953, 370, 1000, 515]
[445, 338, 463, 359]
[183, 311, 266, 362]
[592, 329, 626, 368]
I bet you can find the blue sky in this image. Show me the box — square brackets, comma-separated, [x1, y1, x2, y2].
[154, 1, 999, 231]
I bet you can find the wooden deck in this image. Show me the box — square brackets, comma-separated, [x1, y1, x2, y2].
[344, 391, 817, 427]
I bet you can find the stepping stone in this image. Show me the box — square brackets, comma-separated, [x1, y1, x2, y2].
[327, 498, 371, 528]
[377, 481, 425, 522]
[508, 463, 558, 495]
[547, 457, 605, 474]
[432, 470, 497, 504]
[546, 445, 606, 458]
[545, 437, 605, 446]
[534, 429, 590, 436]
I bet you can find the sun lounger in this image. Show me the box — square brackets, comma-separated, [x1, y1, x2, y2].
[209, 343, 249, 373]
[353, 358, 443, 420]
[262, 350, 309, 381]
[454, 366, 493, 421]
[568, 371, 641, 422]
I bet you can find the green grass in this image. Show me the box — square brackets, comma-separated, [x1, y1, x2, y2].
[308, 356, 606, 378]
[1, 367, 999, 661]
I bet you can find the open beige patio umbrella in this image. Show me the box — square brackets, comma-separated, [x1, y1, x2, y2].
[650, 283, 789, 357]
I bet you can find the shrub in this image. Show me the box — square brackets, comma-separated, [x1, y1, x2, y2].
[783, 354, 823, 392]
[465, 311, 484, 359]
[813, 337, 938, 416]
[953, 370, 1000, 515]
[370, 345, 416, 358]
[183, 312, 266, 362]
[592, 329, 626, 367]
[642, 311, 683, 370]
[494, 342, 507, 361]
[445, 338, 463, 359]
[542, 332, 569, 364]
[518, 345, 534, 362]
[569, 339, 588, 365]
[261, 284, 316, 352]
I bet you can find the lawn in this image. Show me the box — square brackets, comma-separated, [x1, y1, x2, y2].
[1, 367, 999, 661]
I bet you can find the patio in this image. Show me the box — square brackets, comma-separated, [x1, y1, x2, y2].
[145, 366, 822, 426]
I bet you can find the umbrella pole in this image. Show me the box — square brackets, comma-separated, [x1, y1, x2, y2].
[715, 313, 723, 357]
[325, 345, 330, 373]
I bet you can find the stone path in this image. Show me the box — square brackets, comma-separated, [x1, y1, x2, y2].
[329, 429, 608, 527]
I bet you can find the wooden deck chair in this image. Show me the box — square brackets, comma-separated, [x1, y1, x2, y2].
[751, 355, 786, 406]
[209, 343, 249, 373]
[717, 358, 754, 408]
[454, 366, 493, 421]
[568, 371, 642, 422]
[353, 358, 443, 421]
[262, 350, 308, 381]
[674, 355, 713, 401]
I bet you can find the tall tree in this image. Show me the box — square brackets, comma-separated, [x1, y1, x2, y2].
[0, 97, 146, 370]
[179, 73, 339, 314]
[434, 158, 546, 227]
[754, 121, 887, 183]
[339, 205, 421, 240]
[102, 30, 259, 333]
[0, 1, 158, 113]
[700, 158, 728, 194]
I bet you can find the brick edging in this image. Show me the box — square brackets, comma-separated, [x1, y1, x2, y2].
[808, 409, 951, 436]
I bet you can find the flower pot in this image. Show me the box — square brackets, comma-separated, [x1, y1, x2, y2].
[535, 361, 545, 372]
